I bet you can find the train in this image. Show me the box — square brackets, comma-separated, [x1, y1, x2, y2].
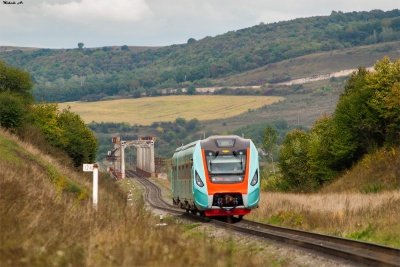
[170, 135, 260, 218]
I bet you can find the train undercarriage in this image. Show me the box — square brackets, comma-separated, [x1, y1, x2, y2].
[172, 193, 250, 220]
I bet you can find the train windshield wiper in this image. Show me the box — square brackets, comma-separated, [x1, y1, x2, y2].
[232, 150, 243, 170]
[209, 151, 219, 169]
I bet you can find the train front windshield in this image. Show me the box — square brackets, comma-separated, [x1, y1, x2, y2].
[207, 155, 246, 183]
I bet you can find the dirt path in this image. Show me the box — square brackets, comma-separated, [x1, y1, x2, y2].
[277, 66, 375, 86]
[195, 66, 374, 92]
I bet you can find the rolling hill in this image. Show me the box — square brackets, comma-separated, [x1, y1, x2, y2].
[0, 9, 399, 102]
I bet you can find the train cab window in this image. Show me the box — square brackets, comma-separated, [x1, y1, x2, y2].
[206, 154, 246, 183]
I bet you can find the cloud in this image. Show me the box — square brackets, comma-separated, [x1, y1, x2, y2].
[41, 0, 152, 23]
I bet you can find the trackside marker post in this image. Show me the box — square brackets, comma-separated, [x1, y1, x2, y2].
[83, 163, 98, 210]
[156, 214, 167, 226]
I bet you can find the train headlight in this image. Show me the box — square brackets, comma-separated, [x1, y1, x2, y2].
[250, 170, 258, 186]
[195, 171, 204, 187]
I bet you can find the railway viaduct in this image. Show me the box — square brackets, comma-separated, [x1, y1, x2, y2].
[107, 136, 157, 179]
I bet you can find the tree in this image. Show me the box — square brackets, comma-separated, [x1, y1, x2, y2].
[121, 45, 130, 51]
[185, 118, 199, 132]
[307, 115, 337, 185]
[262, 125, 278, 174]
[332, 57, 400, 168]
[186, 84, 196, 95]
[27, 103, 67, 148]
[0, 61, 34, 130]
[58, 107, 98, 166]
[278, 129, 314, 192]
[0, 92, 26, 130]
[78, 42, 84, 49]
[367, 57, 400, 146]
[332, 67, 376, 169]
[28, 104, 98, 167]
[0, 61, 34, 102]
[187, 38, 196, 44]
[175, 117, 187, 127]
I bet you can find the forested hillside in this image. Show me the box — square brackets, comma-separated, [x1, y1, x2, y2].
[273, 57, 400, 192]
[0, 9, 399, 102]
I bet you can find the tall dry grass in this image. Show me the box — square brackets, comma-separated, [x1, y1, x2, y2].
[1, 129, 277, 266]
[249, 146, 400, 247]
[248, 191, 400, 247]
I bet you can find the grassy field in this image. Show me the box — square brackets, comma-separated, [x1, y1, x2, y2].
[200, 91, 341, 135]
[59, 95, 284, 125]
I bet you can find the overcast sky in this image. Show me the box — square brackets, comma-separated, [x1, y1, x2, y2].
[1, 0, 399, 49]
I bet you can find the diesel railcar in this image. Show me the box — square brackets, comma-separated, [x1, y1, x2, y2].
[170, 135, 260, 218]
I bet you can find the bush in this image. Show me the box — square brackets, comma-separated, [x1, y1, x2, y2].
[0, 92, 26, 130]
[261, 173, 291, 192]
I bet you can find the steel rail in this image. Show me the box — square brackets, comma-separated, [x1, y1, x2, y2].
[126, 170, 178, 211]
[211, 219, 400, 267]
[126, 171, 400, 266]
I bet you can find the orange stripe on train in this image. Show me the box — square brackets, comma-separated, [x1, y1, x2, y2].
[201, 148, 250, 195]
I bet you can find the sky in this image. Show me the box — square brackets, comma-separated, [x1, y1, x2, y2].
[1, 0, 399, 49]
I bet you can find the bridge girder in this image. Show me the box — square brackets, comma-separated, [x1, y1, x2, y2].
[108, 137, 156, 179]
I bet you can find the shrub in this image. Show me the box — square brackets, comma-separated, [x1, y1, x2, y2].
[0, 92, 26, 130]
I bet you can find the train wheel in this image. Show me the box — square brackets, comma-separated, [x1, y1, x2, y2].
[227, 215, 233, 223]
[238, 215, 244, 221]
[199, 211, 206, 217]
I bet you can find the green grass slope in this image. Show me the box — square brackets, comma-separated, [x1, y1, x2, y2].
[321, 147, 400, 193]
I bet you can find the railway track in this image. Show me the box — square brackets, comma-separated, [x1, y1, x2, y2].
[127, 171, 400, 267]
[128, 170, 178, 211]
[218, 220, 400, 267]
